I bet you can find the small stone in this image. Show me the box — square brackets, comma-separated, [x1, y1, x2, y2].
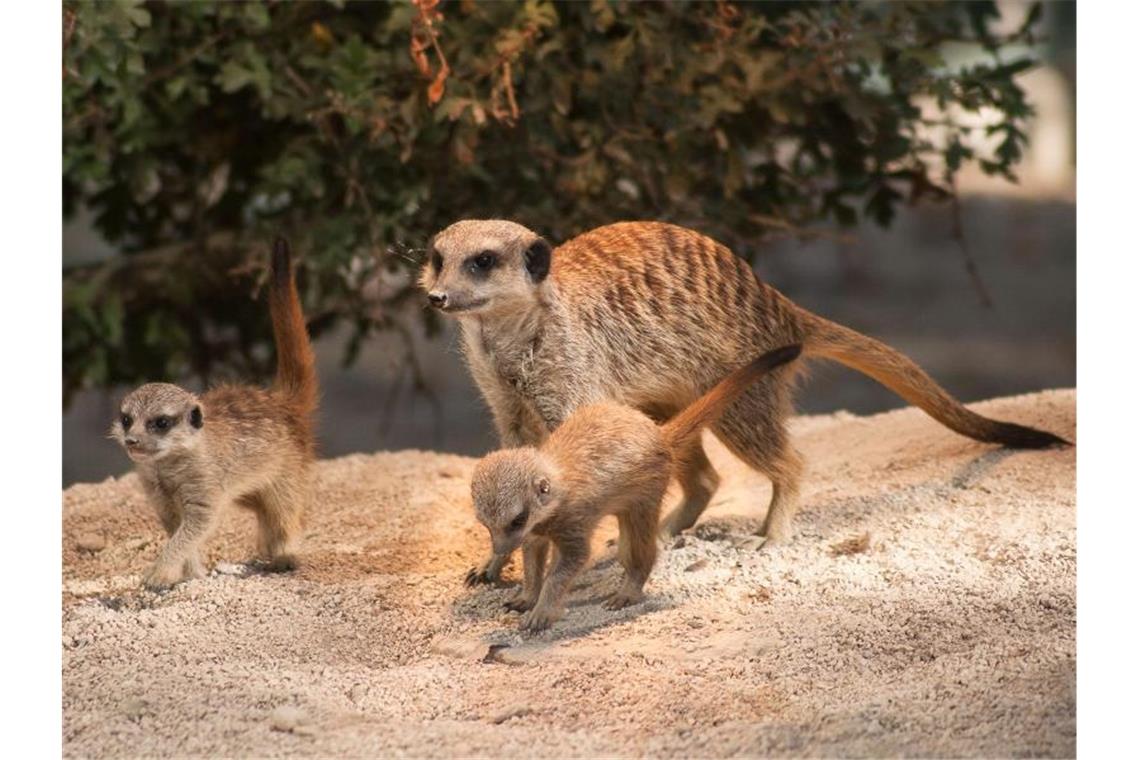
[732, 535, 767, 552]
[491, 705, 532, 724]
[124, 537, 151, 551]
[830, 532, 871, 556]
[686, 619, 705, 629]
[122, 698, 147, 719]
[213, 562, 246, 577]
[76, 533, 106, 553]
[270, 705, 309, 733]
[684, 559, 708, 572]
[430, 636, 492, 661]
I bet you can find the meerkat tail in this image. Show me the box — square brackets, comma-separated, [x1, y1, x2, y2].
[800, 314, 1068, 448]
[662, 344, 803, 450]
[269, 237, 318, 415]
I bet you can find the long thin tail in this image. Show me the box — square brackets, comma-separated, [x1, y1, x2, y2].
[801, 314, 1068, 448]
[662, 345, 803, 449]
[269, 238, 318, 415]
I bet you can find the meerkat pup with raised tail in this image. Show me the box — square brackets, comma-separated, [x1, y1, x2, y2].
[424, 220, 1067, 583]
[110, 238, 318, 590]
[471, 344, 801, 632]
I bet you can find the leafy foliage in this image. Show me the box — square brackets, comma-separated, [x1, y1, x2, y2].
[63, 0, 1040, 403]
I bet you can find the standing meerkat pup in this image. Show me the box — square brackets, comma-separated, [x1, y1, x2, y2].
[422, 220, 1068, 582]
[110, 239, 318, 590]
[472, 344, 802, 632]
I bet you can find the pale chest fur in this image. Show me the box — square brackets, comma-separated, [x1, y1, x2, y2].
[460, 307, 600, 429]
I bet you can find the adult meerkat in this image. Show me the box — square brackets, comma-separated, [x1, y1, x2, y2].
[472, 344, 802, 632]
[422, 220, 1067, 582]
[110, 239, 318, 590]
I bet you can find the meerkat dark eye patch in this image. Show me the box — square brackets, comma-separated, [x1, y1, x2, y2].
[524, 238, 551, 283]
[148, 415, 175, 433]
[189, 406, 203, 429]
[120, 413, 133, 430]
[509, 509, 529, 531]
[431, 248, 443, 274]
[465, 250, 498, 278]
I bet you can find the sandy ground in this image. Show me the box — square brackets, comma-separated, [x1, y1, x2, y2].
[62, 389, 1075, 758]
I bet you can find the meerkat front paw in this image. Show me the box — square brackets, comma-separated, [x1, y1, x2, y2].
[182, 555, 206, 580]
[504, 593, 535, 613]
[464, 562, 499, 587]
[603, 589, 644, 611]
[519, 607, 560, 632]
[143, 561, 188, 591]
[265, 553, 299, 573]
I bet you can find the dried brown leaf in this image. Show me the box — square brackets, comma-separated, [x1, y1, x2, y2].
[829, 532, 871, 557]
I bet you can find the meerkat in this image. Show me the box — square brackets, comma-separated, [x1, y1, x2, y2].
[472, 344, 802, 632]
[422, 220, 1068, 582]
[110, 238, 318, 590]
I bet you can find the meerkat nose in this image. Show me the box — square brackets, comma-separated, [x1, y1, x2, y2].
[428, 292, 448, 308]
[124, 437, 139, 447]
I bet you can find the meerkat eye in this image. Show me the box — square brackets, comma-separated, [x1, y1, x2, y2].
[152, 416, 171, 432]
[471, 251, 496, 271]
[431, 249, 443, 274]
[509, 511, 529, 531]
[120, 413, 133, 430]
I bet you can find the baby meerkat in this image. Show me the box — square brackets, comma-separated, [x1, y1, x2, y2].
[425, 220, 1067, 584]
[471, 344, 802, 632]
[110, 238, 318, 590]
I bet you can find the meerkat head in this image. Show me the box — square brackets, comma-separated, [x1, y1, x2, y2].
[420, 219, 552, 318]
[470, 448, 558, 556]
[110, 383, 204, 463]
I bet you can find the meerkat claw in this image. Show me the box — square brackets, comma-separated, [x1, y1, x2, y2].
[143, 562, 185, 592]
[603, 591, 644, 611]
[464, 567, 488, 586]
[519, 608, 556, 632]
[504, 595, 534, 613]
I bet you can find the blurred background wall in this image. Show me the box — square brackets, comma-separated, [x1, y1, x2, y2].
[62, 0, 1074, 486]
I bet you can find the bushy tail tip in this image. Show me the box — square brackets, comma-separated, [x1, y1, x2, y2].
[989, 422, 1071, 449]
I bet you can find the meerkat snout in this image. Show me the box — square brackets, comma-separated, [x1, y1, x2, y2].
[427, 291, 447, 308]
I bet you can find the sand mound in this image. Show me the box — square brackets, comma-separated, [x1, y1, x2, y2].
[63, 390, 1075, 758]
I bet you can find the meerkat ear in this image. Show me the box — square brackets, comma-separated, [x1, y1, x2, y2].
[523, 238, 552, 283]
[535, 477, 551, 503]
[189, 405, 203, 429]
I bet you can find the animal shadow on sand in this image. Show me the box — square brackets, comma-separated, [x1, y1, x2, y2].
[792, 446, 1020, 539]
[448, 546, 677, 648]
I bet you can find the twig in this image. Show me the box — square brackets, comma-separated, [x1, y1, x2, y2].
[63, 6, 78, 80]
[140, 31, 228, 89]
[747, 213, 856, 245]
[948, 180, 994, 308]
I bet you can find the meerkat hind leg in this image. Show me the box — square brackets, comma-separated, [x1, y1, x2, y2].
[713, 379, 804, 545]
[660, 439, 721, 538]
[249, 482, 305, 572]
[605, 495, 663, 610]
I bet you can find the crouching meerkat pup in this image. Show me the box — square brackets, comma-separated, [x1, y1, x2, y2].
[423, 220, 1068, 583]
[110, 238, 318, 590]
[472, 344, 802, 632]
